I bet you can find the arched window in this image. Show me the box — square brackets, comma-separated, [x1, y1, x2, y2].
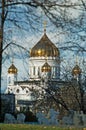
[16, 89, 19, 93]
[26, 90, 28, 93]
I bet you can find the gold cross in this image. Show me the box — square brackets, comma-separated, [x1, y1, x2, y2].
[76, 55, 78, 65]
[43, 21, 47, 33]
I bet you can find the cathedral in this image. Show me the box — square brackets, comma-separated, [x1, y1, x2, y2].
[5, 28, 81, 111]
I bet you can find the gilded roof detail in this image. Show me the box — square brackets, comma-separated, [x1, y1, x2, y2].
[41, 62, 51, 72]
[8, 64, 18, 74]
[72, 65, 81, 75]
[30, 33, 59, 57]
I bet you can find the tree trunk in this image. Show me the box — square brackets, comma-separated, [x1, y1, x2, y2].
[0, 0, 5, 115]
[78, 80, 85, 114]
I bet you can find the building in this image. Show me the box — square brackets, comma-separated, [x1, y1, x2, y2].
[5, 29, 82, 112]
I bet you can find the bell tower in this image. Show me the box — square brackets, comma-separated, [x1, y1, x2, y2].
[7, 62, 18, 86]
[72, 56, 81, 81]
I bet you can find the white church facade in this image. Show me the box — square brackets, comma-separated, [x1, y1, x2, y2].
[5, 30, 81, 111]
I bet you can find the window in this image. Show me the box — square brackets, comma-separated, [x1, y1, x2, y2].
[26, 90, 28, 93]
[33, 66, 35, 75]
[16, 89, 19, 93]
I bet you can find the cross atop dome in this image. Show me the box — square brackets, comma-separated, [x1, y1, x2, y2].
[75, 55, 78, 65]
[43, 21, 47, 34]
[8, 57, 18, 74]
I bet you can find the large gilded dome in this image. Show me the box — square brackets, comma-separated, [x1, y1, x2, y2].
[8, 64, 18, 74]
[30, 33, 59, 57]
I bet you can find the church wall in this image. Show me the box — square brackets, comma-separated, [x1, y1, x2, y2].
[29, 57, 60, 80]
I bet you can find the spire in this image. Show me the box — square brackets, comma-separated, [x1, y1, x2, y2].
[75, 55, 78, 65]
[12, 55, 14, 64]
[43, 21, 47, 34]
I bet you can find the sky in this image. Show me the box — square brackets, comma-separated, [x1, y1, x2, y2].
[1, 0, 86, 92]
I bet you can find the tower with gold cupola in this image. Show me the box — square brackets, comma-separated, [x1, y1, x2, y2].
[29, 30, 60, 80]
[72, 64, 81, 81]
[72, 56, 81, 81]
[7, 63, 18, 86]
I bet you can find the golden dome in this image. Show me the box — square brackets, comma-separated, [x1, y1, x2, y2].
[72, 65, 81, 75]
[8, 64, 18, 74]
[41, 62, 51, 72]
[30, 33, 59, 57]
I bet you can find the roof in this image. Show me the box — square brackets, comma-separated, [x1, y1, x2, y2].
[41, 62, 51, 72]
[8, 64, 18, 74]
[30, 33, 59, 57]
[72, 65, 81, 75]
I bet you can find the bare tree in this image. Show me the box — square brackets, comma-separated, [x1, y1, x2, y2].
[1, 0, 86, 88]
[0, 0, 86, 116]
[30, 71, 86, 116]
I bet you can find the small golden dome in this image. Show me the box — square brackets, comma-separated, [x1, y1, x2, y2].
[30, 33, 59, 57]
[72, 65, 81, 75]
[41, 62, 51, 72]
[8, 64, 18, 74]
